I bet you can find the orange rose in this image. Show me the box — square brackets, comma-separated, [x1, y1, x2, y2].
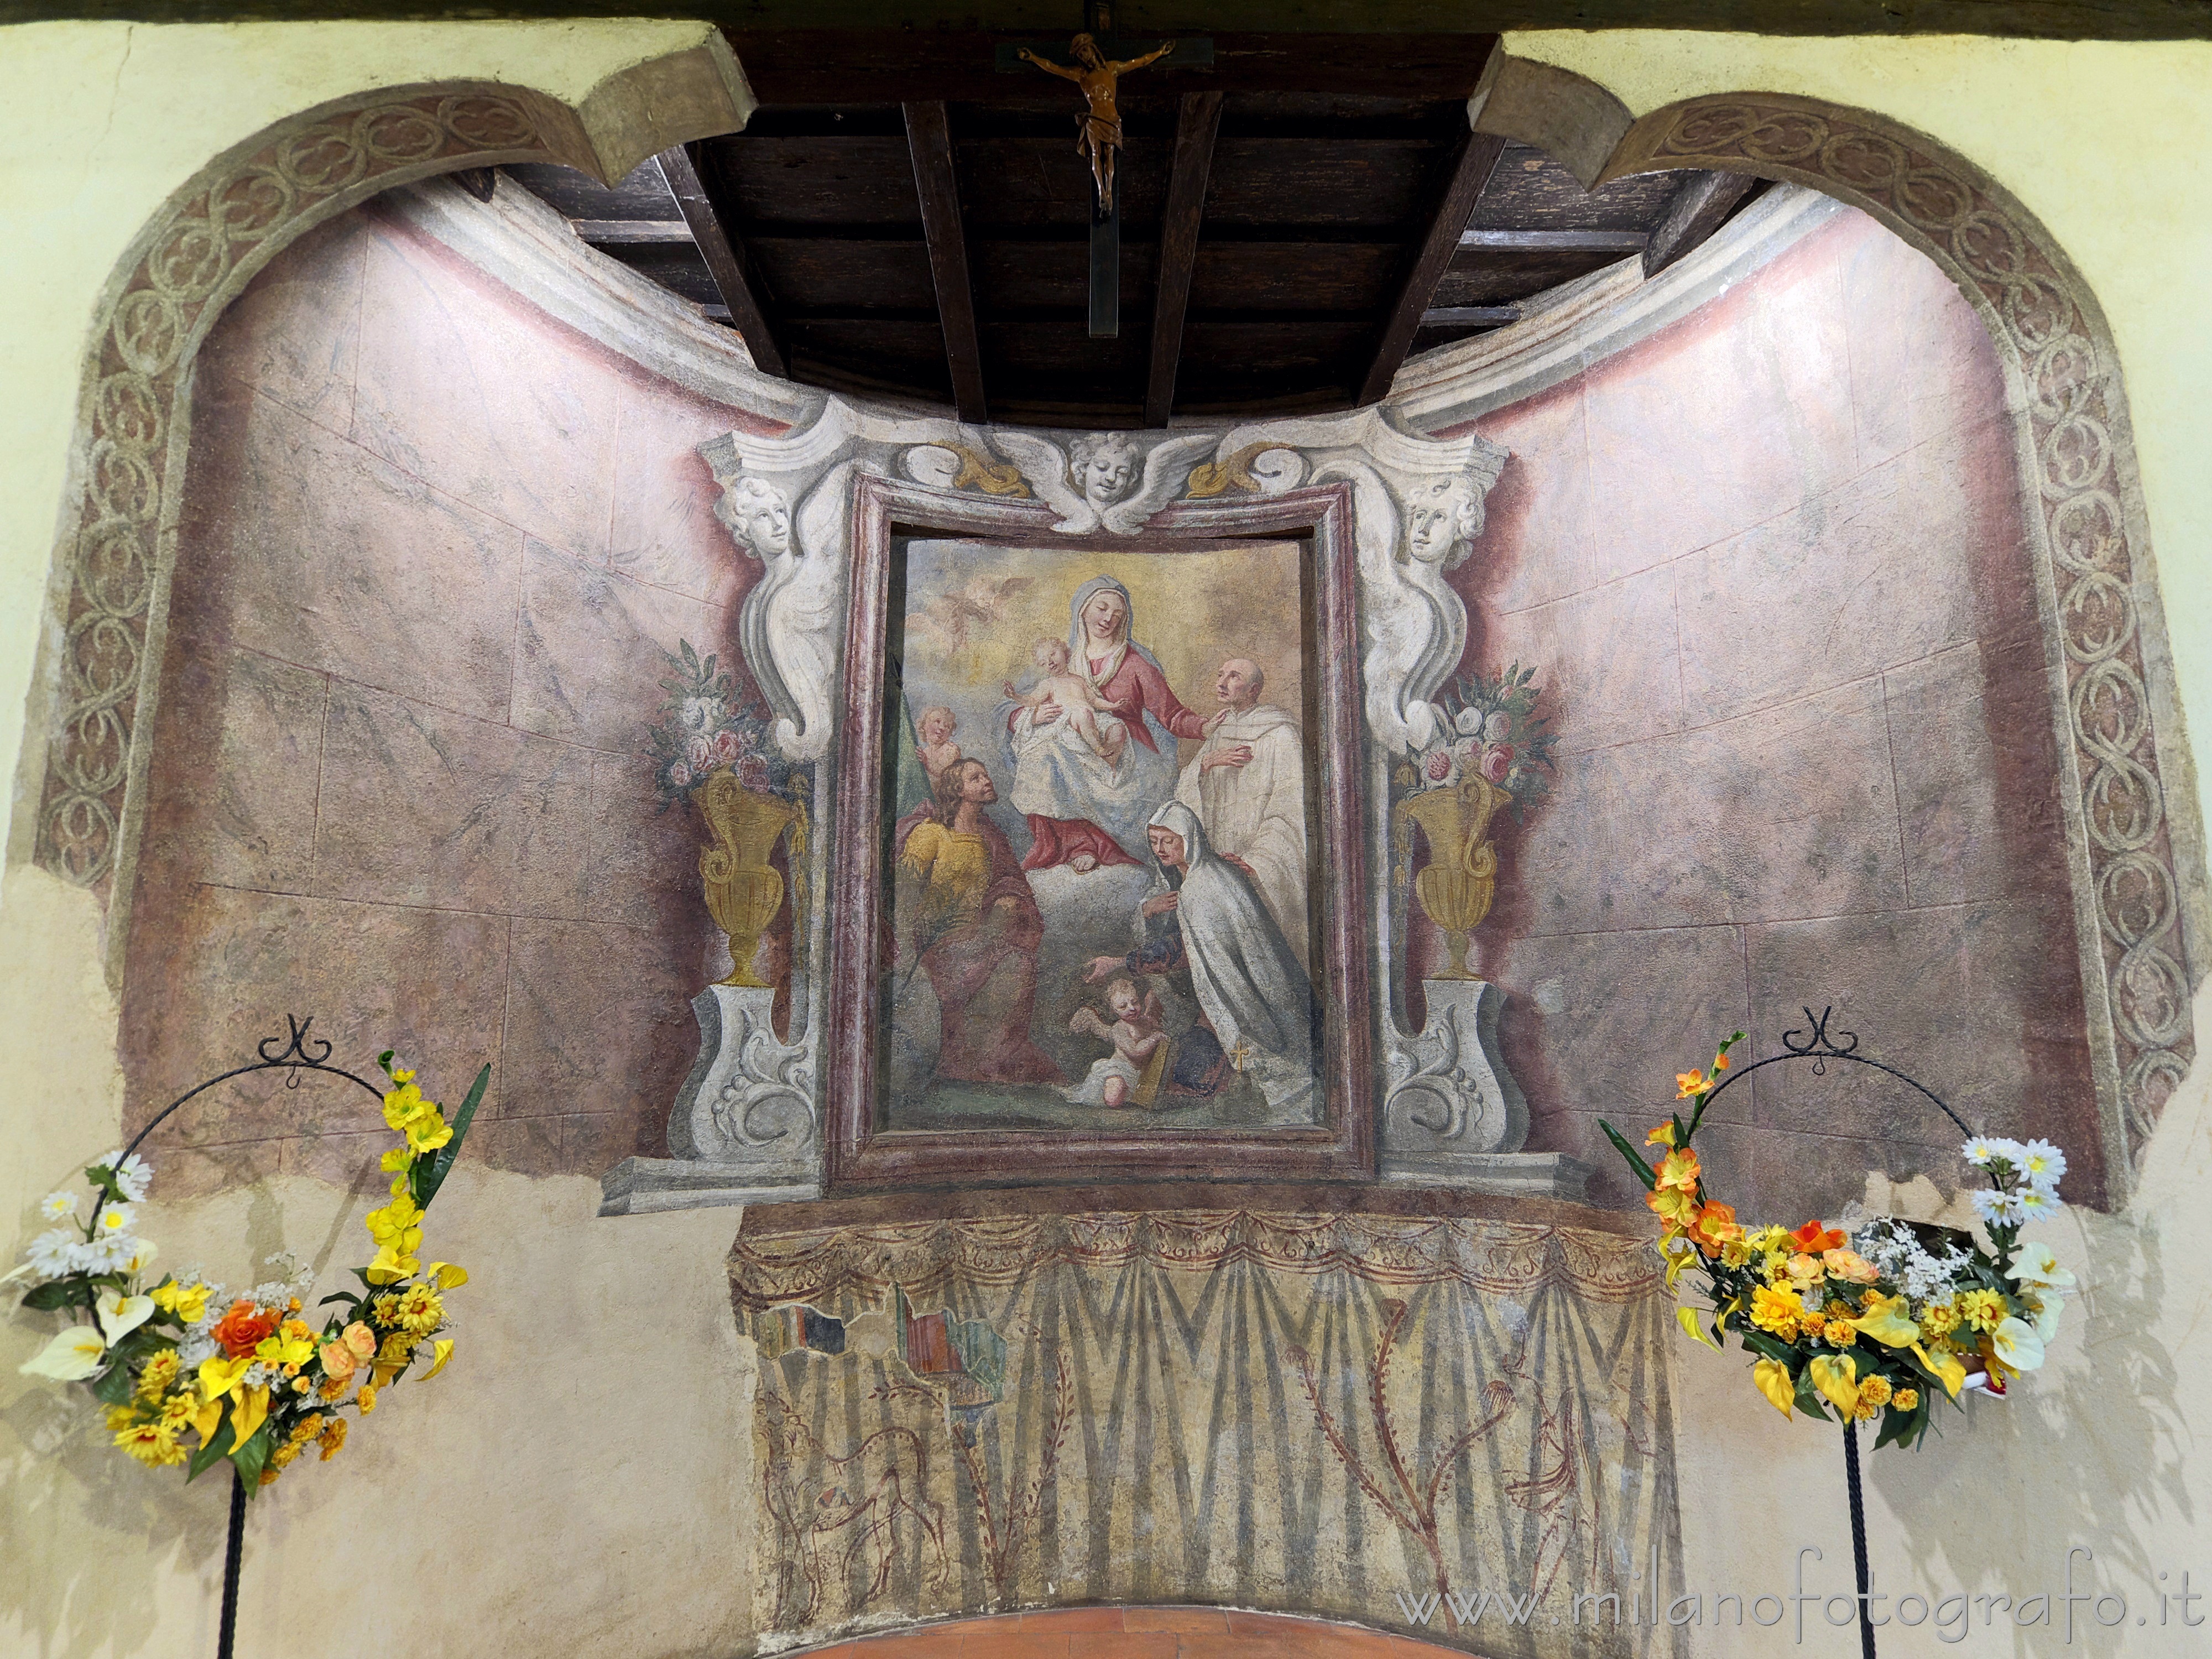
[318, 1338, 357, 1384]
[341, 1321, 377, 1361]
[212, 1300, 278, 1360]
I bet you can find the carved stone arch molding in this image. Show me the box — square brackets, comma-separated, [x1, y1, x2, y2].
[13, 36, 765, 985]
[1469, 53, 2207, 1199]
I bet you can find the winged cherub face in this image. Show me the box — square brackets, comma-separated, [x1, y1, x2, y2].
[1072, 436, 1139, 505]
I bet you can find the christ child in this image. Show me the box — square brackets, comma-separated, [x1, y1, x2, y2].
[915, 705, 961, 782]
[1004, 637, 1123, 761]
[1067, 977, 1167, 1107]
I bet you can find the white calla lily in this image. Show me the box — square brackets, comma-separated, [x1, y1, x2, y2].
[19, 1324, 107, 1380]
[95, 1286, 154, 1344]
[1991, 1316, 2046, 1374]
[2007, 1241, 2077, 1292]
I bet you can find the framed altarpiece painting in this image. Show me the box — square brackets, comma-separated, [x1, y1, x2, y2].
[692, 407, 1512, 1195]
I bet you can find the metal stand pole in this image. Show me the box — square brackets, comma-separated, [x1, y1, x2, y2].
[1843, 1422, 1877, 1659]
[217, 1466, 246, 1659]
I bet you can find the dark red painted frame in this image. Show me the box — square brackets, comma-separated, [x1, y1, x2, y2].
[823, 472, 1375, 1190]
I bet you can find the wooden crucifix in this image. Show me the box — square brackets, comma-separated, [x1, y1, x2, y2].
[1016, 4, 1182, 338]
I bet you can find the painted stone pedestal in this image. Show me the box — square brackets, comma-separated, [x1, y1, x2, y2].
[1381, 977, 1589, 1197]
[599, 985, 821, 1215]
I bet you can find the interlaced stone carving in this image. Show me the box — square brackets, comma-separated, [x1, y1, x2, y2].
[34, 90, 563, 895]
[1644, 94, 2196, 1170]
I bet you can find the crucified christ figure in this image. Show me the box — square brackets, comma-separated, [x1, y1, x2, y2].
[1018, 32, 1175, 216]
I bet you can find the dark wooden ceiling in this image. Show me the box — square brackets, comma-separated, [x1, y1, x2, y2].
[502, 30, 1760, 427]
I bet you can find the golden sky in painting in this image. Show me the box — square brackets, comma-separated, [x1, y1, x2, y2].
[901, 540, 1309, 753]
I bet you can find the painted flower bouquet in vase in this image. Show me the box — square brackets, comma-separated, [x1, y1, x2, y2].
[1394, 663, 1558, 978]
[648, 639, 808, 989]
[1600, 1030, 2076, 1449]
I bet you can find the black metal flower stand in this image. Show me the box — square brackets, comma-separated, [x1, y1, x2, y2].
[1689, 1006, 1981, 1659]
[117, 1016, 388, 1659]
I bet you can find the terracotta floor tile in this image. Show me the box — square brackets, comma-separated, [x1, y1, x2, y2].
[1019, 1610, 1128, 1633]
[1069, 1635, 1176, 1659]
[1121, 1609, 1233, 1634]
[958, 1634, 1073, 1659]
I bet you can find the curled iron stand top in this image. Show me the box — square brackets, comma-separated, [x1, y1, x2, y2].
[1696, 1005, 1976, 1142]
[121, 1015, 385, 1166]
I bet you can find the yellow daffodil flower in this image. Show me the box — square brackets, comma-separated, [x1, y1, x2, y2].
[152, 1279, 212, 1323]
[1752, 1358, 1795, 1418]
[379, 1147, 414, 1174]
[1809, 1353, 1861, 1416]
[1645, 1122, 1677, 1147]
[1850, 1290, 1922, 1349]
[1675, 1069, 1708, 1099]
[253, 1328, 315, 1370]
[1653, 1148, 1700, 1191]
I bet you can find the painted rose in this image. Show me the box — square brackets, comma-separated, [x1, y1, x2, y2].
[1483, 710, 1511, 743]
[1454, 706, 1484, 737]
[738, 754, 771, 791]
[680, 695, 723, 733]
[713, 729, 742, 764]
[1422, 747, 1455, 785]
[1453, 737, 1482, 774]
[212, 1300, 278, 1360]
[669, 761, 692, 789]
[687, 734, 714, 768]
[1479, 743, 1513, 784]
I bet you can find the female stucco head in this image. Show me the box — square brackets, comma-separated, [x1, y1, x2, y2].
[724, 474, 792, 559]
[1403, 472, 1483, 567]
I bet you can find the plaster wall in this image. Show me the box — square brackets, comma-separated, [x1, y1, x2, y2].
[1455, 206, 2095, 1216]
[114, 199, 789, 1192]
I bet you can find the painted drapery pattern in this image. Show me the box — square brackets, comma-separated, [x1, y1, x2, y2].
[731, 1209, 1684, 1655]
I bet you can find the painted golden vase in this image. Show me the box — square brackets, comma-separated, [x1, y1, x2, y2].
[696, 768, 804, 988]
[1398, 773, 1505, 979]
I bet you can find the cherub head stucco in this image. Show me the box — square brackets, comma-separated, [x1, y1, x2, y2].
[1069, 433, 1141, 508]
[721, 474, 792, 561]
[1404, 470, 1488, 570]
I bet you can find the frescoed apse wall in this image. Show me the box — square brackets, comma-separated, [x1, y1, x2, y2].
[84, 137, 2201, 1650]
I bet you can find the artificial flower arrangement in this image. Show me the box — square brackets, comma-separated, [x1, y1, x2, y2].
[646, 638, 794, 808]
[1601, 1033, 2077, 1451]
[10, 1053, 486, 1491]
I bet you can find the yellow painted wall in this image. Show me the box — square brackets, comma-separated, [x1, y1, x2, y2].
[0, 20, 2208, 1659]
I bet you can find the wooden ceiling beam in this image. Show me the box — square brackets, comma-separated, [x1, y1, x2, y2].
[572, 218, 693, 243]
[1358, 129, 1506, 406]
[655, 144, 787, 377]
[903, 100, 989, 424]
[1644, 170, 1760, 276]
[1144, 91, 1225, 430]
[1459, 228, 1647, 254]
[723, 31, 1496, 105]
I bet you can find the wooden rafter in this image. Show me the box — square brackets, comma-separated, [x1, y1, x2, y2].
[1144, 91, 1224, 429]
[654, 144, 786, 377]
[1644, 170, 1760, 276]
[1460, 228, 1647, 254]
[1358, 130, 1507, 406]
[903, 100, 988, 424]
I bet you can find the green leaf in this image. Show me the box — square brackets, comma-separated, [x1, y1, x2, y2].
[186, 1416, 231, 1481]
[20, 1279, 76, 1311]
[1792, 1369, 1833, 1421]
[418, 1062, 489, 1213]
[1598, 1118, 1659, 1191]
[90, 1359, 133, 1406]
[319, 1291, 363, 1311]
[229, 1422, 275, 1494]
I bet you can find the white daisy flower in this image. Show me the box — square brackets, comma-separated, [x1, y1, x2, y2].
[1963, 1136, 2002, 1167]
[1972, 1187, 2026, 1227]
[2016, 1185, 2064, 1220]
[93, 1203, 134, 1237]
[107, 1152, 152, 1203]
[81, 1233, 142, 1273]
[24, 1229, 84, 1280]
[38, 1191, 78, 1223]
[2018, 1139, 2067, 1188]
